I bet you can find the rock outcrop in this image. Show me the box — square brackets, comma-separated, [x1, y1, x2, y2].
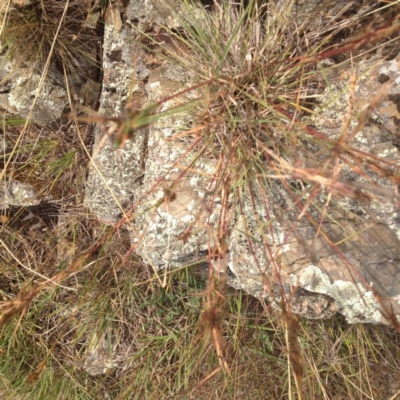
[7, 0, 398, 325]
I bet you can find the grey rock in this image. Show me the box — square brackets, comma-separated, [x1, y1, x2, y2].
[83, 17, 150, 223]
[0, 180, 40, 210]
[0, 52, 69, 127]
[8, 69, 68, 127]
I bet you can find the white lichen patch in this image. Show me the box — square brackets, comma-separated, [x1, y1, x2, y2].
[369, 199, 395, 217]
[379, 59, 400, 75]
[296, 265, 331, 294]
[354, 131, 369, 145]
[291, 265, 384, 324]
[190, 174, 201, 187]
[377, 147, 398, 158]
[328, 280, 382, 323]
[148, 209, 194, 234]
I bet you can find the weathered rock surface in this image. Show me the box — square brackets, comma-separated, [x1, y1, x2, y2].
[81, 1, 400, 324]
[83, 5, 151, 223]
[0, 59, 69, 127]
[0, 180, 40, 210]
[0, 55, 102, 127]
[225, 50, 400, 323]
[0, 0, 102, 127]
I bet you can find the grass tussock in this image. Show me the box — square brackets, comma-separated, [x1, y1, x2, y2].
[1, 0, 400, 399]
[0, 0, 101, 83]
[146, 0, 400, 315]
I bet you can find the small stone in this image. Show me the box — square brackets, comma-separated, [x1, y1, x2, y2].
[0, 180, 40, 210]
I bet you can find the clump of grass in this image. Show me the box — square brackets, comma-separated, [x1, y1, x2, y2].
[147, 0, 400, 311]
[0, 0, 101, 83]
[135, 0, 400, 393]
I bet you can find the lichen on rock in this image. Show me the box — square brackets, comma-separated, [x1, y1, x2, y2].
[0, 180, 40, 210]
